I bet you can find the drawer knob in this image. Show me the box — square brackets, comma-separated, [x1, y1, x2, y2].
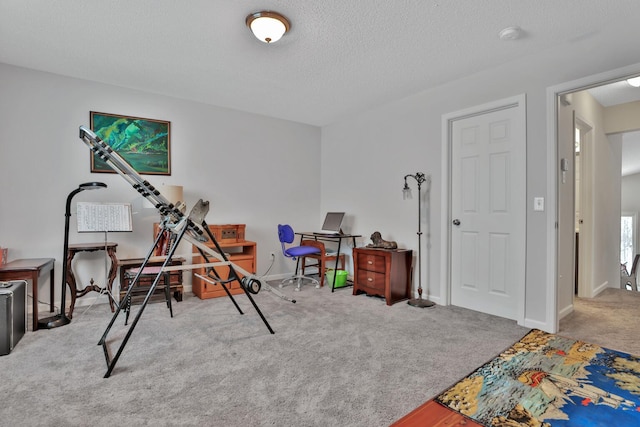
[367, 260, 373, 265]
[367, 277, 373, 282]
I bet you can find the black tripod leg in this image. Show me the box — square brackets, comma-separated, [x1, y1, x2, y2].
[103, 223, 187, 377]
[200, 221, 275, 334]
[218, 280, 244, 314]
[98, 227, 166, 346]
[104, 271, 162, 378]
[241, 287, 274, 334]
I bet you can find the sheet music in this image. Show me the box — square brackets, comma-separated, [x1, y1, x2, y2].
[77, 202, 133, 232]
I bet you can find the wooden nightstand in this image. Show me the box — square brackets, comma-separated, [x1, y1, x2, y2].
[353, 247, 412, 305]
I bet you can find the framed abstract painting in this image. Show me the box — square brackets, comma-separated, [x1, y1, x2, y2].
[90, 111, 171, 175]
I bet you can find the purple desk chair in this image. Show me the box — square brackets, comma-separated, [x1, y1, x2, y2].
[277, 224, 321, 291]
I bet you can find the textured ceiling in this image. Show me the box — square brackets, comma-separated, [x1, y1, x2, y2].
[2, 1, 640, 126]
[588, 80, 640, 107]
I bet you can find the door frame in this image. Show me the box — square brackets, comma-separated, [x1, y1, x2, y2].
[575, 117, 594, 299]
[546, 62, 640, 332]
[440, 93, 526, 325]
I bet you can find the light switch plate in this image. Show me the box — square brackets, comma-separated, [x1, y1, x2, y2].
[534, 197, 544, 211]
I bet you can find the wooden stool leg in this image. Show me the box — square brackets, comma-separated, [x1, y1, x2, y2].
[319, 259, 326, 288]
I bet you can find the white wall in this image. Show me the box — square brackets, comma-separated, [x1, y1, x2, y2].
[614, 103, 640, 277]
[558, 90, 621, 309]
[0, 63, 321, 311]
[622, 173, 640, 214]
[622, 172, 640, 257]
[3, 49, 640, 332]
[321, 45, 640, 331]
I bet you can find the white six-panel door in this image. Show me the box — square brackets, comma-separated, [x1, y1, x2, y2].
[448, 99, 526, 320]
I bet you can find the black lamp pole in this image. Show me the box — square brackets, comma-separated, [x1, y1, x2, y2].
[403, 173, 435, 308]
[39, 182, 107, 329]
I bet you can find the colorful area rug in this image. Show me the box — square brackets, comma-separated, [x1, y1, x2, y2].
[435, 329, 640, 426]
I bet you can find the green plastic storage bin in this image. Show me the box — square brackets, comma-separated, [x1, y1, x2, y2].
[326, 269, 348, 288]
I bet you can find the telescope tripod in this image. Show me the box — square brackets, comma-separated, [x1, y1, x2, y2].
[98, 208, 274, 378]
[78, 126, 276, 377]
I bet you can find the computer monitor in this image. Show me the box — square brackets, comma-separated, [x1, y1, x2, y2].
[321, 212, 345, 233]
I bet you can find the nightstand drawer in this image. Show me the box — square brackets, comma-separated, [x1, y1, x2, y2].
[358, 253, 387, 274]
[356, 269, 386, 292]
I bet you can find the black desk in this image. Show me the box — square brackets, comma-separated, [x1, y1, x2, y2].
[295, 232, 361, 291]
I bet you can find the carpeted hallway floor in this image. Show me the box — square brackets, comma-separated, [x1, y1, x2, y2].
[559, 287, 640, 355]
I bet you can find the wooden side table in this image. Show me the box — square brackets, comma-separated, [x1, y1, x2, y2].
[66, 242, 118, 318]
[353, 247, 413, 305]
[0, 258, 55, 331]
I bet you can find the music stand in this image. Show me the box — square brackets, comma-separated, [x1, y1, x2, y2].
[77, 202, 133, 307]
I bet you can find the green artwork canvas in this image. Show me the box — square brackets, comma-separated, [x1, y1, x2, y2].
[90, 112, 171, 175]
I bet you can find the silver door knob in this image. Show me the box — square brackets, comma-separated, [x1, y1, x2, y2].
[452, 219, 461, 226]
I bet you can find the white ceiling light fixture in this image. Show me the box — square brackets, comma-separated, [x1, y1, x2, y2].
[627, 76, 640, 88]
[246, 11, 290, 44]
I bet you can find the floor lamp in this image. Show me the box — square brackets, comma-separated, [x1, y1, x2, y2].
[403, 173, 435, 308]
[39, 182, 107, 329]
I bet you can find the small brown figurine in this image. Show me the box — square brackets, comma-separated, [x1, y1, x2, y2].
[366, 231, 398, 249]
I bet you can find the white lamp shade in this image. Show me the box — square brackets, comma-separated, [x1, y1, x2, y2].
[161, 184, 183, 205]
[246, 12, 290, 43]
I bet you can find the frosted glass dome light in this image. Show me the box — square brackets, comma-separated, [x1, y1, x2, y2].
[246, 11, 290, 44]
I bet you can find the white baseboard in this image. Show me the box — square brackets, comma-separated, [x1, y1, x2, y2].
[558, 303, 574, 320]
[593, 280, 609, 297]
[523, 317, 555, 334]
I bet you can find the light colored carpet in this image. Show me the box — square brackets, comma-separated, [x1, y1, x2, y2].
[559, 287, 640, 355]
[0, 282, 631, 426]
